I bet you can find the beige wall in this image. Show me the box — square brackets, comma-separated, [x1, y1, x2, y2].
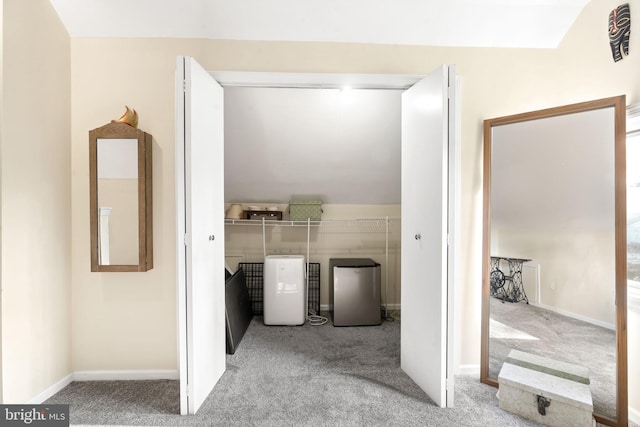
[70, 42, 179, 372]
[1, 0, 71, 403]
[67, 0, 638, 414]
[69, 37, 540, 373]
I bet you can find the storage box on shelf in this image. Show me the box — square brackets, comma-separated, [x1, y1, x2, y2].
[243, 210, 283, 221]
[289, 200, 322, 221]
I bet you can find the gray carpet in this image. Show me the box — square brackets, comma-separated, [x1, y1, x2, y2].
[489, 297, 617, 420]
[46, 315, 546, 426]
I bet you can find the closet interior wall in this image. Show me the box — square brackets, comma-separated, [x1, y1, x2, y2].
[225, 205, 401, 311]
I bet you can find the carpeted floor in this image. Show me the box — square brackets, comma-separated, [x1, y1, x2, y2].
[489, 297, 617, 420]
[47, 314, 547, 426]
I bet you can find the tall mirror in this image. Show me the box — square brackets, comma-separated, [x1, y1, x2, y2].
[89, 121, 153, 272]
[481, 96, 627, 426]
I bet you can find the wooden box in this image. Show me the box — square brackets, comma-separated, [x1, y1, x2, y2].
[244, 210, 283, 221]
[498, 349, 594, 427]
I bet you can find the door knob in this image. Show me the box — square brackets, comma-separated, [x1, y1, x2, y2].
[208, 235, 215, 241]
[415, 234, 421, 240]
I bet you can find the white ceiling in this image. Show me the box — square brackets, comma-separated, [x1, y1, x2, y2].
[224, 87, 401, 204]
[48, 0, 590, 48]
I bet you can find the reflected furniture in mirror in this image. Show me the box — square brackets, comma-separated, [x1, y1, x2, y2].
[89, 121, 153, 272]
[481, 96, 627, 426]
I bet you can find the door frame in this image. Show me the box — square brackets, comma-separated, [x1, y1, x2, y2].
[177, 68, 461, 409]
[210, 71, 424, 90]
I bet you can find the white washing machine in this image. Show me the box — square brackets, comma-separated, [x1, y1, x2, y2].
[263, 255, 306, 326]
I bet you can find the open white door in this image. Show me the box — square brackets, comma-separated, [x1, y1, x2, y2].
[176, 56, 226, 414]
[400, 65, 459, 408]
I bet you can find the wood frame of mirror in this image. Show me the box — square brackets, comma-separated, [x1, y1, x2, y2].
[481, 96, 627, 426]
[89, 122, 153, 272]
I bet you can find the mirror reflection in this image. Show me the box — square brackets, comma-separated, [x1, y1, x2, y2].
[482, 97, 627, 425]
[89, 121, 153, 272]
[97, 138, 139, 265]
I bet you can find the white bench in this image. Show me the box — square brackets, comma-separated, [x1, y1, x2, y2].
[498, 349, 594, 427]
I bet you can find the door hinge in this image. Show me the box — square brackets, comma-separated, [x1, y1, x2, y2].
[184, 233, 188, 246]
[183, 79, 187, 93]
[447, 85, 453, 99]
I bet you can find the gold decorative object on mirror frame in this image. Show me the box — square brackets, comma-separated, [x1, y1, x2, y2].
[89, 117, 152, 272]
[112, 105, 139, 128]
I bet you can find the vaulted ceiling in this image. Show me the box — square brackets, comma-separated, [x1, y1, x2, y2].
[48, 0, 590, 48]
[47, 0, 596, 206]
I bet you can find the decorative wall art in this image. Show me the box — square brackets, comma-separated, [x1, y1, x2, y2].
[608, 3, 631, 62]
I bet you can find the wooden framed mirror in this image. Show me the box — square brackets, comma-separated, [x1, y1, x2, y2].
[89, 121, 153, 272]
[481, 96, 627, 426]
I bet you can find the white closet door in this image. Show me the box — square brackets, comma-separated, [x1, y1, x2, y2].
[176, 56, 226, 414]
[401, 65, 458, 408]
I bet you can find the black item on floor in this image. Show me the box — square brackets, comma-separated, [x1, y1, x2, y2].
[225, 268, 253, 354]
[237, 263, 265, 314]
[238, 262, 321, 315]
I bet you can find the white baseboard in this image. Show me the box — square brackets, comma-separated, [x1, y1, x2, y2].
[630, 405, 640, 426]
[457, 364, 480, 376]
[73, 370, 179, 381]
[532, 302, 615, 330]
[27, 370, 178, 403]
[28, 373, 74, 404]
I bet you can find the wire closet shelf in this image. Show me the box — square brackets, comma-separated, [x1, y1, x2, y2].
[225, 217, 399, 319]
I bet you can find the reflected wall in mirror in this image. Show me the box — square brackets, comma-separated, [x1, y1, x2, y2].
[89, 122, 153, 272]
[481, 96, 627, 426]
